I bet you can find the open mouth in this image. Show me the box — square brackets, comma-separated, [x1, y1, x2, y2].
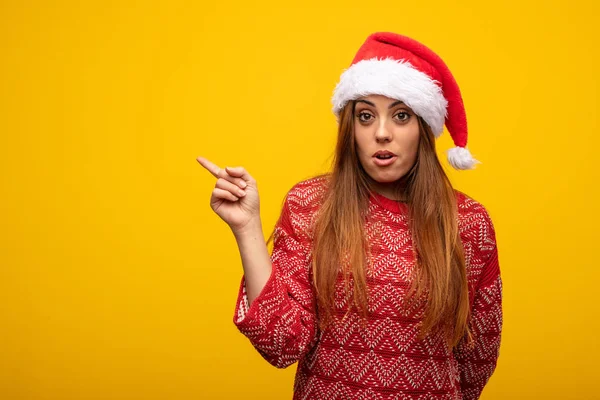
[372, 154, 397, 167]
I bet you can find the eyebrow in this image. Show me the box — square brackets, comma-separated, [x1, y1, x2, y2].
[355, 99, 406, 109]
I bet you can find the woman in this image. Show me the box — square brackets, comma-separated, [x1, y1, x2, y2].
[198, 32, 502, 400]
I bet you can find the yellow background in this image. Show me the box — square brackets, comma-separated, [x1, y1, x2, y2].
[1, 1, 599, 399]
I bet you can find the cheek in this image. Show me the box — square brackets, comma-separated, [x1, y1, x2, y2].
[354, 127, 370, 156]
[396, 127, 420, 159]
[407, 134, 420, 158]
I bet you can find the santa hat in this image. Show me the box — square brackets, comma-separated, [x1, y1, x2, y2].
[332, 32, 479, 170]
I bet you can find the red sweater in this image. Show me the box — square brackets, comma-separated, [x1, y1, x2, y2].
[233, 176, 502, 399]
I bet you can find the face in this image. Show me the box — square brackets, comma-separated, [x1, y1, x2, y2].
[353, 94, 420, 198]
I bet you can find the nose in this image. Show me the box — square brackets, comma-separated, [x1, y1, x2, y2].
[375, 120, 392, 143]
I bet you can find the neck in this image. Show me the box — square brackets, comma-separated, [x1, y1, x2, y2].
[369, 179, 409, 202]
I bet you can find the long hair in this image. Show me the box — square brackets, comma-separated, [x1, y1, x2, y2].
[267, 101, 471, 349]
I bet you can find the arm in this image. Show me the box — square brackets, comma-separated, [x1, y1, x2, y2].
[232, 192, 318, 368]
[196, 160, 316, 367]
[454, 209, 503, 399]
[233, 218, 273, 306]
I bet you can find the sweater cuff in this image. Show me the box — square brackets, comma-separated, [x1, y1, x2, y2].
[233, 265, 278, 329]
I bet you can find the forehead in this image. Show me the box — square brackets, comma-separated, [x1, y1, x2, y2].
[354, 94, 411, 109]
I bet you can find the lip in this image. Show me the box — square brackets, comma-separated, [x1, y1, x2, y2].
[373, 155, 397, 167]
[373, 150, 397, 157]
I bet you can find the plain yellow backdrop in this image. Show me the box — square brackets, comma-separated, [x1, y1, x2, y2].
[1, 1, 599, 399]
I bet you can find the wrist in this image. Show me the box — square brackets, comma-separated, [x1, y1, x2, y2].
[232, 218, 263, 239]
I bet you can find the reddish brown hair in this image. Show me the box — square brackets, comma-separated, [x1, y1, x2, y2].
[268, 101, 471, 348]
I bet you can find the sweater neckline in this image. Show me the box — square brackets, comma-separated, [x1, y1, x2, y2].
[369, 191, 409, 214]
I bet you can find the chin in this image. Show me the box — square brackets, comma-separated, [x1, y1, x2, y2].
[370, 170, 407, 183]
[374, 177, 398, 183]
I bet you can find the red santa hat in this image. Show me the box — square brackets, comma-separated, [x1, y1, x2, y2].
[332, 32, 479, 170]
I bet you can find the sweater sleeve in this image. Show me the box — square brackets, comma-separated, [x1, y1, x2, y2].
[232, 192, 318, 369]
[454, 207, 503, 400]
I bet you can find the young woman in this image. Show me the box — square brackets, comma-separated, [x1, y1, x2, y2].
[198, 32, 502, 400]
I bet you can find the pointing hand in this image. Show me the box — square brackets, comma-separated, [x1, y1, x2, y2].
[197, 157, 261, 235]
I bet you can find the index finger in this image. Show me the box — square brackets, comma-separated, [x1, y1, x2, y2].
[196, 156, 222, 178]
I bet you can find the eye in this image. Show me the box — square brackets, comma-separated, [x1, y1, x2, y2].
[394, 111, 411, 122]
[357, 112, 374, 123]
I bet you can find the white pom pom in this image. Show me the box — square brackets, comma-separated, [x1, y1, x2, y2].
[446, 146, 480, 170]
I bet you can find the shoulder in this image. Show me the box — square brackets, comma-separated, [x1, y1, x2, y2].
[454, 189, 495, 232]
[284, 174, 330, 214]
[454, 191, 501, 290]
[277, 174, 330, 237]
[454, 189, 497, 258]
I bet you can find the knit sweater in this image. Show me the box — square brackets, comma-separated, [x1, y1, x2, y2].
[233, 176, 502, 400]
